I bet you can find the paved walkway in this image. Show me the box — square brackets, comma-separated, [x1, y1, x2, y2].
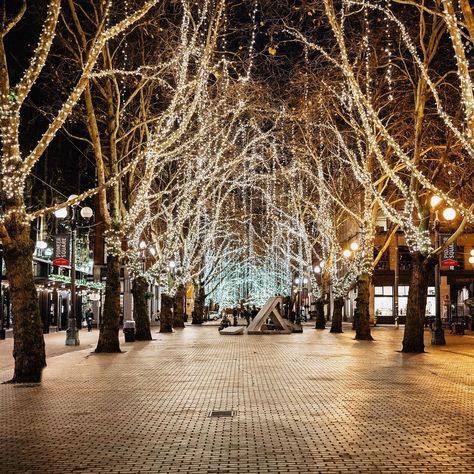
[0, 324, 473, 473]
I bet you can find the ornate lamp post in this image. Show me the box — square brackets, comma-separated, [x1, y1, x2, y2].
[294, 277, 301, 324]
[430, 195, 457, 345]
[55, 197, 94, 346]
[342, 243, 359, 327]
[0, 244, 4, 339]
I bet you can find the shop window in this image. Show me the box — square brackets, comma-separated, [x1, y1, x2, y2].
[426, 287, 435, 316]
[374, 286, 393, 316]
[398, 285, 435, 316]
[374, 286, 393, 296]
[398, 285, 409, 315]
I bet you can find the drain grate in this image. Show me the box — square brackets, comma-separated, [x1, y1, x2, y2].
[209, 410, 234, 418]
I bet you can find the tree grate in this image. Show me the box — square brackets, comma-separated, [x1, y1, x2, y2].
[209, 410, 234, 418]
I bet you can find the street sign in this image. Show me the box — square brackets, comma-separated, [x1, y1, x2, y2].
[53, 234, 70, 266]
[441, 234, 457, 267]
[441, 258, 458, 267]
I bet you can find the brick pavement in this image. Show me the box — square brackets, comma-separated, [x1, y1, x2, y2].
[0, 324, 473, 473]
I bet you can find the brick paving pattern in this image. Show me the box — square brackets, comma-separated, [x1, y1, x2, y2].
[0, 324, 473, 473]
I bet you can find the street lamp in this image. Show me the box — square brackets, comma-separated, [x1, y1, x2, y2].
[54, 207, 68, 219]
[431, 197, 456, 346]
[430, 195, 442, 208]
[294, 276, 302, 324]
[343, 249, 352, 259]
[139, 241, 156, 271]
[55, 198, 94, 346]
[442, 207, 456, 221]
[0, 245, 4, 339]
[36, 240, 48, 250]
[350, 241, 360, 252]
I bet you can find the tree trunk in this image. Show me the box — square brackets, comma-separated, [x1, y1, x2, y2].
[160, 294, 174, 333]
[3, 221, 46, 383]
[355, 273, 373, 340]
[330, 296, 344, 333]
[95, 254, 121, 352]
[132, 276, 152, 341]
[192, 284, 205, 324]
[314, 298, 326, 329]
[173, 284, 185, 328]
[402, 253, 433, 353]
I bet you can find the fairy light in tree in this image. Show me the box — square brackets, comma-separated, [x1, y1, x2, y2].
[302, 5, 474, 225]
[120, 0, 130, 101]
[0, 0, 160, 234]
[243, 0, 259, 81]
[384, 0, 394, 101]
[363, 2, 372, 103]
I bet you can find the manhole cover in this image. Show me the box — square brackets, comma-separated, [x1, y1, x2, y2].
[209, 410, 234, 418]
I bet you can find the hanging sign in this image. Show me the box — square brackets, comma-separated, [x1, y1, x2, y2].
[441, 234, 457, 267]
[52, 234, 70, 266]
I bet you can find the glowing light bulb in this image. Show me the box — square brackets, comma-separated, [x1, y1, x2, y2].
[36, 240, 47, 250]
[54, 208, 68, 219]
[430, 195, 442, 208]
[80, 206, 93, 219]
[350, 241, 359, 251]
[442, 207, 456, 221]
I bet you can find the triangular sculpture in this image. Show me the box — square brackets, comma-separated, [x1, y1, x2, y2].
[247, 296, 293, 334]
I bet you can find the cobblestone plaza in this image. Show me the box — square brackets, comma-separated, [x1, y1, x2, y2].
[1, 325, 473, 473]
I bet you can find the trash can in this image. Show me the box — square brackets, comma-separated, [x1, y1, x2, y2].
[0, 329, 5, 340]
[123, 320, 136, 342]
[453, 322, 464, 336]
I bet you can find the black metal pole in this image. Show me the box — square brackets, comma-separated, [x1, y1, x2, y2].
[393, 236, 399, 323]
[0, 246, 4, 339]
[66, 209, 80, 346]
[432, 219, 446, 345]
[296, 280, 301, 325]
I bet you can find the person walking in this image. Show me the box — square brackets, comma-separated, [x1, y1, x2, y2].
[85, 308, 94, 332]
[245, 310, 250, 327]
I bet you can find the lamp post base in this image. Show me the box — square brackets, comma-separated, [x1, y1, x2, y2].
[431, 326, 446, 345]
[65, 327, 80, 346]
